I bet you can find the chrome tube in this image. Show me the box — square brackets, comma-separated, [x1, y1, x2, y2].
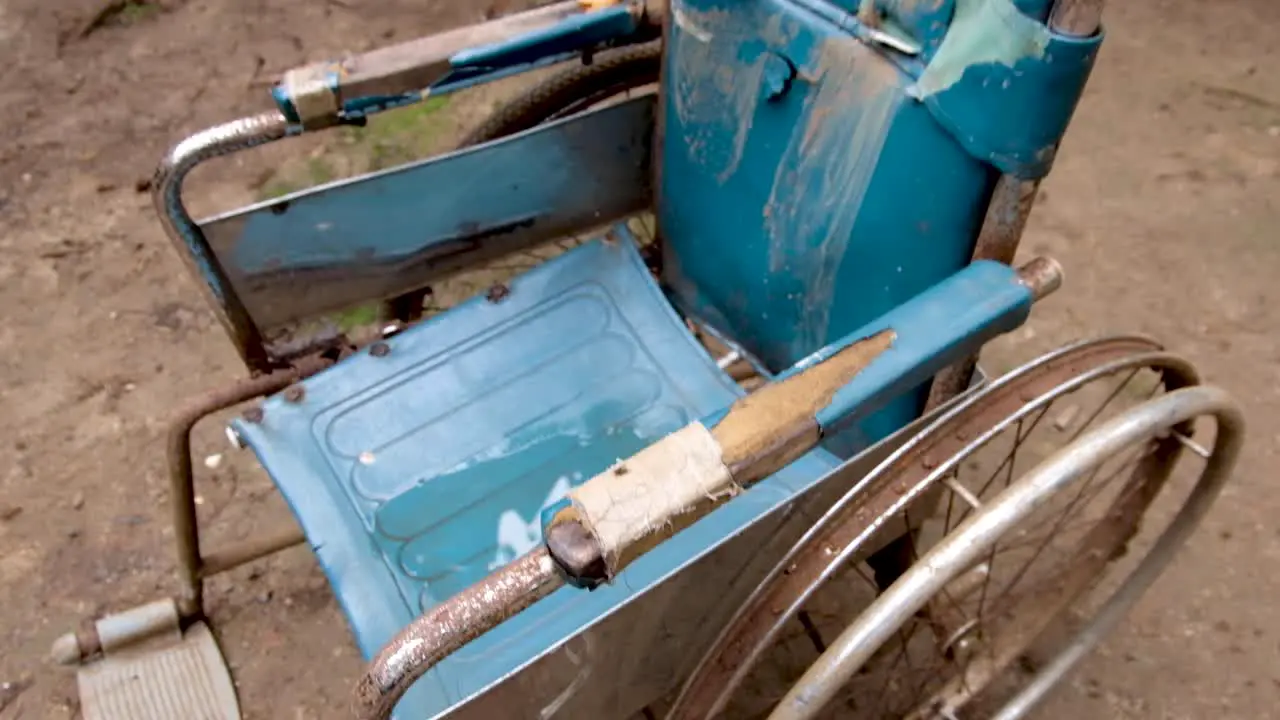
[769, 385, 1243, 720]
[152, 111, 290, 371]
[352, 548, 563, 720]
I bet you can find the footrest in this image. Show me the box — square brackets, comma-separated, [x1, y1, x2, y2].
[78, 621, 239, 720]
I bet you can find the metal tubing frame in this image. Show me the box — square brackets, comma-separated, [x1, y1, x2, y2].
[167, 357, 331, 618]
[925, 0, 1105, 412]
[152, 2, 661, 374]
[769, 385, 1245, 719]
[153, 111, 291, 373]
[665, 337, 1192, 719]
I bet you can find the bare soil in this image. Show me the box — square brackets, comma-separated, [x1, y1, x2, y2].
[0, 0, 1277, 718]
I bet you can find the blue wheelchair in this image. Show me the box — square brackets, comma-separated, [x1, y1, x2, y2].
[55, 1, 1244, 718]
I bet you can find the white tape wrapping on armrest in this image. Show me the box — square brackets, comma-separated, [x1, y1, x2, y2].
[567, 422, 733, 575]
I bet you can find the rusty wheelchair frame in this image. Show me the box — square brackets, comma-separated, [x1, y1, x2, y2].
[54, 1, 1244, 719]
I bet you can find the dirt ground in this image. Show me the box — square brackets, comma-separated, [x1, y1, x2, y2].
[0, 0, 1277, 718]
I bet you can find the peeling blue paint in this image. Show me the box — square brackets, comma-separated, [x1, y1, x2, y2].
[911, 0, 1051, 99]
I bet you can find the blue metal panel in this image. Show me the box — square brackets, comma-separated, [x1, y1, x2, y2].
[233, 234, 777, 716]
[661, 0, 994, 372]
[802, 259, 1030, 429]
[198, 97, 654, 331]
[234, 228, 1031, 717]
[915, 7, 1104, 178]
[660, 0, 996, 454]
[449, 5, 639, 78]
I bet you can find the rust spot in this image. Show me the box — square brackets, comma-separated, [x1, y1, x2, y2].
[486, 284, 510, 303]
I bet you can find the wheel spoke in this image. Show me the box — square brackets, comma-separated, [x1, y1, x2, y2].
[1066, 368, 1140, 443]
[980, 443, 1154, 621]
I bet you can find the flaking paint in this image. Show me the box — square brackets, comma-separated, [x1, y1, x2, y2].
[764, 38, 903, 353]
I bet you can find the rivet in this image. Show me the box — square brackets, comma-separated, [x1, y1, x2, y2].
[486, 284, 510, 303]
[370, 342, 391, 357]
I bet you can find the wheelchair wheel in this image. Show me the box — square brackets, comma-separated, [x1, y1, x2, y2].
[770, 383, 1243, 720]
[669, 337, 1243, 719]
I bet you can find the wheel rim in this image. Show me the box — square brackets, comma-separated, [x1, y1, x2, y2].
[769, 384, 1243, 720]
[669, 337, 1204, 719]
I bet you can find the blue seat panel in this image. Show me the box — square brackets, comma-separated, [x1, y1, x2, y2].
[235, 233, 844, 716]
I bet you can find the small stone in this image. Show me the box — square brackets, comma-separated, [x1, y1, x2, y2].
[257, 591, 273, 604]
[21, 173, 32, 184]
[71, 493, 85, 510]
[134, 177, 152, 193]
[1053, 404, 1080, 432]
[0, 505, 22, 522]
[204, 454, 223, 470]
[194, 495, 205, 506]
[67, 528, 82, 540]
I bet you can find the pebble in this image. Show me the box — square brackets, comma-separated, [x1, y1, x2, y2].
[71, 492, 85, 510]
[1053, 404, 1080, 432]
[204, 454, 223, 470]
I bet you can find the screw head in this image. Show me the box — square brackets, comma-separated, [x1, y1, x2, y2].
[370, 342, 391, 357]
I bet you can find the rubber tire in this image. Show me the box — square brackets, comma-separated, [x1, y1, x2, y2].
[459, 42, 662, 147]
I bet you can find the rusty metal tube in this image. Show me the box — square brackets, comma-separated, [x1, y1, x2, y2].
[352, 548, 563, 720]
[1049, 0, 1104, 35]
[1015, 256, 1064, 301]
[927, 0, 1103, 411]
[970, 0, 1104, 266]
[198, 523, 308, 578]
[153, 111, 290, 372]
[167, 358, 331, 618]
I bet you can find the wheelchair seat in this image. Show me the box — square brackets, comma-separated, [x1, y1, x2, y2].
[234, 231, 845, 716]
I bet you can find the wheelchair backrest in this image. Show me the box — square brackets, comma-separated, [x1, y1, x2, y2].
[657, 0, 1099, 371]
